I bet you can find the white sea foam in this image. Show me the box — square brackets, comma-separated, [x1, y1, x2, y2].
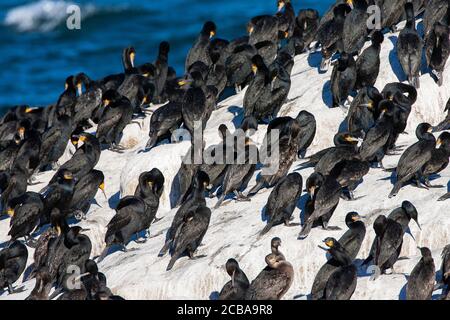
[4, 0, 97, 32]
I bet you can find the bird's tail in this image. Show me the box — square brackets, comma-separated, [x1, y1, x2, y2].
[166, 252, 180, 271]
[97, 246, 110, 263]
[247, 180, 265, 197]
[214, 195, 225, 209]
[388, 182, 402, 198]
[260, 221, 274, 236]
[158, 240, 171, 257]
[298, 220, 313, 240]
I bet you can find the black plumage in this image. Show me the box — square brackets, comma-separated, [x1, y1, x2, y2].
[299, 173, 342, 239]
[7, 191, 44, 242]
[314, 132, 360, 175]
[101, 196, 148, 257]
[397, 2, 423, 88]
[355, 31, 384, 89]
[260, 172, 303, 235]
[425, 7, 450, 86]
[68, 169, 106, 220]
[160, 171, 210, 256]
[186, 21, 217, 71]
[218, 258, 250, 300]
[166, 205, 211, 271]
[0, 241, 28, 294]
[145, 101, 183, 150]
[215, 139, 258, 208]
[311, 212, 365, 300]
[329, 158, 370, 200]
[331, 52, 356, 108]
[38, 114, 72, 171]
[96, 90, 134, 150]
[363, 215, 404, 273]
[249, 116, 301, 196]
[317, 4, 350, 71]
[389, 123, 436, 198]
[423, 0, 449, 38]
[321, 237, 357, 300]
[420, 131, 450, 187]
[342, 0, 369, 55]
[49, 133, 100, 185]
[347, 86, 383, 137]
[406, 247, 435, 300]
[296, 110, 317, 158]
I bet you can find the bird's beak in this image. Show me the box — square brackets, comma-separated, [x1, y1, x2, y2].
[415, 220, 422, 231]
[252, 64, 258, 75]
[247, 26, 254, 35]
[25, 107, 35, 113]
[77, 83, 83, 96]
[74, 272, 91, 282]
[345, 135, 360, 143]
[56, 225, 62, 236]
[81, 228, 90, 232]
[130, 52, 135, 68]
[231, 270, 236, 288]
[6, 208, 14, 217]
[103, 99, 110, 107]
[346, 0, 354, 9]
[178, 79, 188, 86]
[210, 31, 216, 39]
[352, 215, 361, 221]
[71, 138, 79, 146]
[278, 1, 285, 12]
[99, 182, 107, 200]
[308, 186, 315, 197]
[427, 127, 433, 133]
[436, 138, 442, 148]
[359, 101, 374, 109]
[141, 96, 149, 106]
[18, 127, 25, 140]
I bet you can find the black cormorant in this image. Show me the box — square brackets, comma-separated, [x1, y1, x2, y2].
[218, 258, 250, 300]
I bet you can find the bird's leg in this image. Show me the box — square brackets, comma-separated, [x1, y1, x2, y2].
[188, 248, 207, 260]
[153, 216, 163, 224]
[131, 120, 143, 130]
[234, 191, 251, 202]
[319, 57, 331, 72]
[321, 220, 342, 231]
[284, 218, 300, 227]
[109, 143, 125, 153]
[27, 174, 42, 186]
[7, 283, 14, 295]
[423, 177, 444, 189]
[414, 174, 429, 190]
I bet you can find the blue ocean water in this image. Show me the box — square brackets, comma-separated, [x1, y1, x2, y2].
[0, 0, 334, 111]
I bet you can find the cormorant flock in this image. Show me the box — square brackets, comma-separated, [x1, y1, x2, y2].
[0, 0, 449, 300]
